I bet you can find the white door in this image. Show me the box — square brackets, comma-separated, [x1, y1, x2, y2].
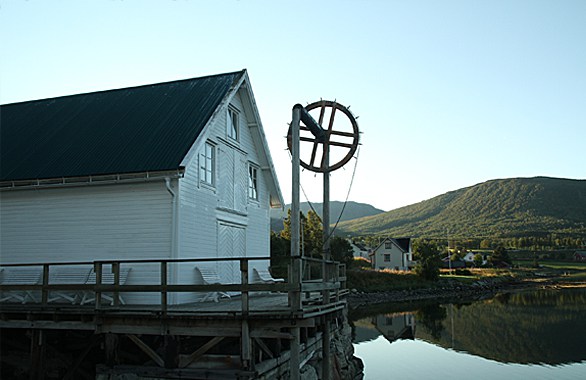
[217, 222, 246, 284]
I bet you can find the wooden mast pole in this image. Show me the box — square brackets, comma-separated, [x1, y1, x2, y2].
[289, 105, 302, 380]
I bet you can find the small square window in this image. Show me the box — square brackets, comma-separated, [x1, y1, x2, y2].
[228, 108, 239, 141]
[200, 142, 215, 186]
[248, 165, 258, 200]
[384, 254, 391, 262]
[385, 241, 392, 249]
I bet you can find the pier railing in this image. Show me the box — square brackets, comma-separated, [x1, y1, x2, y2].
[0, 257, 346, 315]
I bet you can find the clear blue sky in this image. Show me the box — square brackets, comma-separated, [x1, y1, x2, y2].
[1, 0, 584, 211]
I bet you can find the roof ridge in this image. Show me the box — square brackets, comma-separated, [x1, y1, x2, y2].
[1, 69, 246, 106]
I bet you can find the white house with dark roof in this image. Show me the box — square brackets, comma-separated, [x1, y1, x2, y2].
[348, 240, 370, 259]
[0, 70, 283, 304]
[369, 238, 413, 271]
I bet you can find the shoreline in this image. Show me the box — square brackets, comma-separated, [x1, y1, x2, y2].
[346, 277, 586, 310]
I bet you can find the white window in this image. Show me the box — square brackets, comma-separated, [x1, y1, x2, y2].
[200, 142, 215, 186]
[228, 108, 239, 141]
[248, 165, 258, 200]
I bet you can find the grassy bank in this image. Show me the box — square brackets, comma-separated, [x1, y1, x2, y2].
[346, 261, 586, 293]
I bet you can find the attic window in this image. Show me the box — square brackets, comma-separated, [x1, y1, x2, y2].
[385, 241, 393, 249]
[200, 142, 215, 186]
[227, 108, 239, 141]
[248, 164, 258, 200]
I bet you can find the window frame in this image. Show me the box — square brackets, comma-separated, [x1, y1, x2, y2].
[383, 254, 391, 262]
[227, 107, 239, 141]
[200, 142, 215, 187]
[248, 164, 259, 201]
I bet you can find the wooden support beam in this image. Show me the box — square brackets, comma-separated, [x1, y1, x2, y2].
[254, 337, 274, 359]
[322, 318, 332, 380]
[104, 333, 119, 367]
[178, 336, 224, 368]
[163, 335, 178, 369]
[63, 335, 100, 380]
[241, 320, 251, 369]
[126, 334, 164, 367]
[29, 329, 45, 380]
[290, 327, 300, 380]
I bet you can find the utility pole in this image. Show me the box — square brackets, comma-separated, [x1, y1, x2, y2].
[447, 228, 452, 273]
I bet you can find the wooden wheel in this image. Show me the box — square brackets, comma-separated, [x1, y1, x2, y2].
[287, 100, 359, 173]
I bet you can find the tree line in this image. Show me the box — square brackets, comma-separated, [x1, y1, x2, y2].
[359, 235, 584, 252]
[270, 209, 354, 278]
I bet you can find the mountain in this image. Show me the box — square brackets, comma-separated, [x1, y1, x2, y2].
[335, 177, 586, 238]
[270, 201, 385, 232]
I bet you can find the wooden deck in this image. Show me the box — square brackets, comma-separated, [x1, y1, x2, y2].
[0, 257, 347, 379]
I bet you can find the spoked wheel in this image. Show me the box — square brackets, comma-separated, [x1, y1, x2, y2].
[287, 100, 360, 173]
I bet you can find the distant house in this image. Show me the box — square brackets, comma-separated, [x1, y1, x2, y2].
[441, 257, 467, 269]
[369, 238, 413, 271]
[0, 70, 283, 304]
[574, 251, 586, 262]
[348, 240, 370, 259]
[463, 252, 487, 266]
[372, 312, 415, 344]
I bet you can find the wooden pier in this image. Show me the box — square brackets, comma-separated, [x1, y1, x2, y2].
[0, 257, 347, 379]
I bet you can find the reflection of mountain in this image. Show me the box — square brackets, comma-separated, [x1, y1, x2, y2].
[416, 289, 586, 365]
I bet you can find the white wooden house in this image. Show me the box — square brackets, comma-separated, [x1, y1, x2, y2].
[348, 240, 369, 259]
[373, 312, 415, 343]
[0, 70, 283, 304]
[369, 238, 413, 271]
[463, 251, 487, 266]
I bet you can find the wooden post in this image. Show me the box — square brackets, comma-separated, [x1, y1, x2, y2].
[290, 326, 301, 380]
[41, 264, 49, 305]
[322, 105, 333, 380]
[161, 261, 168, 314]
[163, 335, 178, 369]
[242, 320, 251, 370]
[241, 259, 249, 316]
[29, 329, 45, 380]
[95, 262, 103, 309]
[105, 333, 119, 367]
[322, 317, 331, 380]
[290, 105, 302, 311]
[113, 262, 121, 307]
[241, 259, 252, 370]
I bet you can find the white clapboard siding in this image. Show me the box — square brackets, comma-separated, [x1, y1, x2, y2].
[178, 92, 270, 257]
[0, 182, 173, 304]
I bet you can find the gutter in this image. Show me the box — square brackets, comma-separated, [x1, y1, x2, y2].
[165, 177, 180, 304]
[1, 169, 185, 191]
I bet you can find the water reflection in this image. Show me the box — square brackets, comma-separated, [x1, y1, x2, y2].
[352, 288, 586, 371]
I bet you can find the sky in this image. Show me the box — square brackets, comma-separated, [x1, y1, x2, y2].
[1, 0, 585, 212]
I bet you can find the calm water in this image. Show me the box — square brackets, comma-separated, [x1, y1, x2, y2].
[351, 288, 586, 380]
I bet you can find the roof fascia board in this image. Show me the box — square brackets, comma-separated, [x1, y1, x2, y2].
[236, 71, 284, 208]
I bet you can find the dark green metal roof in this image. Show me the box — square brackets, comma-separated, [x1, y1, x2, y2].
[0, 70, 244, 182]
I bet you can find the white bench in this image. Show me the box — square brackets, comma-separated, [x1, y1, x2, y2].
[252, 268, 284, 284]
[194, 267, 230, 302]
[47, 266, 92, 304]
[81, 267, 131, 305]
[0, 267, 42, 303]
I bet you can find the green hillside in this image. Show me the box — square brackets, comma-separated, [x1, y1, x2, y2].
[336, 177, 586, 239]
